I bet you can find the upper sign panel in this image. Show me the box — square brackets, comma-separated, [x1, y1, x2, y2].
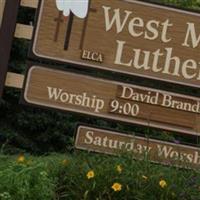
[32, 0, 200, 87]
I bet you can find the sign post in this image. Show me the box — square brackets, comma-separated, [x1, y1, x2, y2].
[0, 0, 20, 96]
[0, 0, 6, 26]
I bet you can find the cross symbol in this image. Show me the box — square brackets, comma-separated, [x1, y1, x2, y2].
[54, 11, 64, 42]
[64, 5, 97, 50]
[79, 7, 97, 50]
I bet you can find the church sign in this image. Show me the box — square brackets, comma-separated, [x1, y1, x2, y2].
[75, 125, 200, 169]
[32, 0, 200, 87]
[23, 65, 200, 135]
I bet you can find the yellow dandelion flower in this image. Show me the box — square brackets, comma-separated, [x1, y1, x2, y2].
[86, 170, 95, 179]
[112, 183, 122, 192]
[159, 180, 167, 188]
[116, 165, 122, 173]
[17, 155, 25, 163]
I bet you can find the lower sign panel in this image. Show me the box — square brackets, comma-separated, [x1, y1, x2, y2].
[75, 126, 200, 169]
[24, 66, 200, 135]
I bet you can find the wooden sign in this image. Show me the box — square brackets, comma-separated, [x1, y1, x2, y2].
[0, 0, 20, 96]
[75, 125, 200, 169]
[24, 65, 200, 135]
[32, 0, 200, 87]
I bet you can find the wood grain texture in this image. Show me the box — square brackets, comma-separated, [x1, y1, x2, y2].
[75, 126, 200, 169]
[5, 72, 24, 89]
[24, 66, 200, 136]
[32, 0, 200, 87]
[20, 0, 39, 8]
[15, 24, 33, 39]
[0, 0, 5, 27]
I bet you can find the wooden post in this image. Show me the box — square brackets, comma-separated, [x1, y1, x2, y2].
[0, 0, 6, 27]
[0, 0, 20, 97]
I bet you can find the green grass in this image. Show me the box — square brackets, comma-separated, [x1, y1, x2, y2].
[0, 152, 200, 200]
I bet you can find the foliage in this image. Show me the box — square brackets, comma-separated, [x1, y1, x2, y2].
[159, 0, 200, 8]
[0, 154, 60, 200]
[0, 0, 200, 154]
[0, 152, 200, 200]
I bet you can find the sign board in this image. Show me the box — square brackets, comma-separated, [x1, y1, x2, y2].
[0, 0, 20, 96]
[75, 125, 200, 169]
[23, 65, 200, 135]
[32, 0, 200, 87]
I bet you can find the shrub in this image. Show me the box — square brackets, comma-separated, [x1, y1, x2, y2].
[0, 154, 61, 200]
[56, 152, 200, 200]
[1, 153, 199, 200]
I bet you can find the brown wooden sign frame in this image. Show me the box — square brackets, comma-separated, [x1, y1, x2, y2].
[22, 65, 200, 136]
[0, 0, 20, 97]
[75, 125, 200, 169]
[30, 0, 200, 88]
